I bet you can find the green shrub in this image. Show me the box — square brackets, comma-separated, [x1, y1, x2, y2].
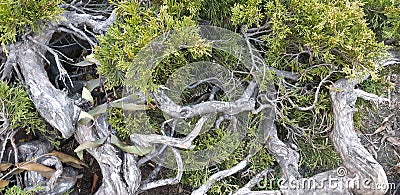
[0, 81, 60, 147]
[0, 0, 63, 50]
[361, 0, 400, 45]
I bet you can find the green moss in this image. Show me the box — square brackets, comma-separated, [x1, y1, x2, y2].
[0, 0, 63, 51]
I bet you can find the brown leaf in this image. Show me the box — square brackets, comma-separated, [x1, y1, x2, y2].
[91, 173, 98, 193]
[0, 180, 9, 188]
[46, 151, 88, 168]
[17, 162, 55, 179]
[395, 163, 400, 174]
[0, 163, 12, 172]
[387, 137, 400, 146]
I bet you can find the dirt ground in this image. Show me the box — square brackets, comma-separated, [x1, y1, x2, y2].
[359, 74, 400, 195]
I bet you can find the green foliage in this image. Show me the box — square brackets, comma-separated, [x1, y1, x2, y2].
[95, 0, 396, 192]
[0, 81, 44, 133]
[108, 108, 157, 140]
[0, 81, 60, 147]
[231, 0, 264, 28]
[0, 0, 63, 50]
[232, 0, 388, 79]
[95, 0, 207, 90]
[298, 138, 341, 177]
[362, 0, 400, 45]
[179, 114, 275, 194]
[0, 185, 44, 195]
[197, 0, 245, 29]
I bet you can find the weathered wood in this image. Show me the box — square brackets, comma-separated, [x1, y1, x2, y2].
[75, 116, 141, 195]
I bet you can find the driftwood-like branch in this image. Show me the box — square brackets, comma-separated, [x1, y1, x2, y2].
[75, 116, 141, 195]
[139, 148, 183, 191]
[192, 159, 249, 195]
[234, 169, 279, 195]
[60, 10, 117, 34]
[230, 78, 390, 195]
[330, 79, 388, 195]
[16, 38, 80, 138]
[153, 81, 257, 118]
[354, 89, 389, 104]
[130, 115, 209, 149]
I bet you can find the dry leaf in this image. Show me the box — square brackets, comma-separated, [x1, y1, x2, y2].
[91, 173, 99, 193]
[0, 180, 9, 188]
[86, 78, 100, 92]
[0, 163, 12, 172]
[72, 61, 93, 67]
[387, 137, 400, 146]
[46, 151, 88, 168]
[82, 87, 94, 104]
[78, 111, 94, 125]
[17, 162, 55, 179]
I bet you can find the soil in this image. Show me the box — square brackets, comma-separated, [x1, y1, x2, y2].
[60, 138, 102, 195]
[359, 73, 400, 195]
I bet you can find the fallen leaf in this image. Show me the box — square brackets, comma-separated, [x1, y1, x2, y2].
[88, 103, 108, 118]
[74, 136, 108, 160]
[86, 78, 101, 92]
[82, 87, 94, 104]
[372, 123, 388, 135]
[71, 61, 94, 67]
[78, 111, 94, 125]
[111, 102, 148, 111]
[0, 163, 12, 171]
[46, 151, 88, 168]
[91, 173, 98, 193]
[17, 162, 55, 179]
[87, 102, 149, 119]
[84, 54, 101, 65]
[110, 135, 153, 156]
[0, 180, 9, 188]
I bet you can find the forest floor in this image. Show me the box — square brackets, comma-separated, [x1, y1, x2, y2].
[360, 73, 400, 195]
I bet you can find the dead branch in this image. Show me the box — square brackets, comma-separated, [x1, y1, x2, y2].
[27, 35, 74, 88]
[16, 40, 80, 138]
[75, 116, 141, 195]
[192, 159, 249, 195]
[139, 148, 183, 191]
[153, 81, 257, 118]
[130, 115, 210, 149]
[329, 79, 388, 195]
